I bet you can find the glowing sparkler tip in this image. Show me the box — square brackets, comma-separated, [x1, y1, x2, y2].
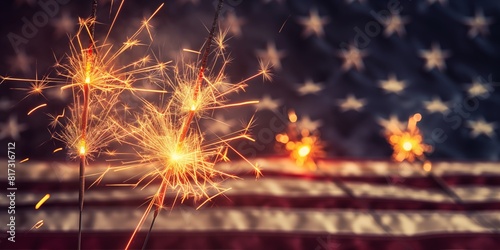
[190, 104, 196, 111]
[79, 140, 86, 156]
[402, 141, 413, 152]
[298, 145, 311, 157]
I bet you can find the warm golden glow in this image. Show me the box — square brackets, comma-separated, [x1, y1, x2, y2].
[85, 59, 91, 84]
[79, 140, 86, 156]
[385, 113, 432, 163]
[298, 145, 311, 157]
[423, 161, 432, 172]
[402, 141, 413, 151]
[288, 110, 297, 123]
[275, 110, 323, 170]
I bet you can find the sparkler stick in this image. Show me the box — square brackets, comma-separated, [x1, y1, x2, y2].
[78, 1, 97, 250]
[139, 1, 225, 249]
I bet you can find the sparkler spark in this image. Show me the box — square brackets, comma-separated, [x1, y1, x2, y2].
[385, 113, 433, 163]
[275, 110, 324, 170]
[27, 103, 47, 115]
[35, 194, 51, 209]
[30, 220, 44, 230]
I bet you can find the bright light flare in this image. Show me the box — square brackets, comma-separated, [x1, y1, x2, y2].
[275, 110, 324, 170]
[386, 113, 432, 163]
[78, 139, 86, 156]
[297, 145, 311, 157]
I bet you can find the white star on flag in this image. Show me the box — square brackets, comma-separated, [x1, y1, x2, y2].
[338, 45, 367, 71]
[338, 94, 366, 112]
[467, 118, 496, 138]
[463, 9, 494, 38]
[52, 11, 75, 37]
[297, 116, 322, 131]
[257, 42, 286, 71]
[223, 11, 245, 38]
[7, 51, 34, 74]
[205, 114, 237, 135]
[255, 95, 282, 112]
[297, 79, 324, 95]
[382, 12, 409, 37]
[378, 115, 406, 134]
[0, 115, 28, 140]
[466, 78, 493, 99]
[419, 43, 450, 71]
[379, 74, 406, 95]
[297, 9, 330, 38]
[424, 97, 449, 114]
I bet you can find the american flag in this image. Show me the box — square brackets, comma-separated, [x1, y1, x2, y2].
[1, 0, 499, 249]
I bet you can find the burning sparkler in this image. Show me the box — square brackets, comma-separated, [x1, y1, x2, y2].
[384, 115, 466, 207]
[275, 110, 324, 170]
[108, 1, 271, 249]
[1, 1, 169, 249]
[384, 113, 433, 166]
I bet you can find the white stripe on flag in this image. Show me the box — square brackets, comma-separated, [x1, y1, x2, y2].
[2, 159, 499, 183]
[2, 178, 500, 206]
[4, 207, 499, 236]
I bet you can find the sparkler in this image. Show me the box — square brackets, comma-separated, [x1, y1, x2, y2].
[275, 110, 324, 170]
[384, 114, 469, 205]
[75, 1, 98, 249]
[2, 1, 169, 249]
[105, 0, 271, 248]
[385, 113, 432, 165]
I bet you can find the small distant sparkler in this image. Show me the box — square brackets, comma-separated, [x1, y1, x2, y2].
[385, 113, 433, 169]
[275, 110, 324, 170]
[385, 115, 467, 205]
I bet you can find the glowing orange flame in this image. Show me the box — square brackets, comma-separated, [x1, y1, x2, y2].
[276, 109, 323, 170]
[386, 113, 432, 163]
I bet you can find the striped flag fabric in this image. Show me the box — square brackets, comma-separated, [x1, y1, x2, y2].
[1, 158, 499, 249]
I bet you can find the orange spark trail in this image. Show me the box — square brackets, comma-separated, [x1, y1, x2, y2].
[30, 220, 44, 230]
[35, 194, 51, 209]
[27, 103, 47, 115]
